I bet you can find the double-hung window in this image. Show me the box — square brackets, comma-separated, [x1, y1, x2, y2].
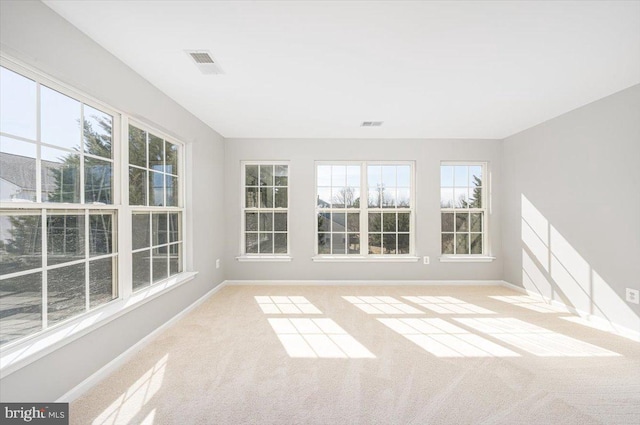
[315, 162, 414, 258]
[440, 162, 487, 255]
[242, 162, 289, 256]
[0, 64, 119, 345]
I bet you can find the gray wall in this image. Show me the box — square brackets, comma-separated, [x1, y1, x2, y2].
[225, 138, 503, 281]
[502, 84, 640, 332]
[0, 0, 225, 401]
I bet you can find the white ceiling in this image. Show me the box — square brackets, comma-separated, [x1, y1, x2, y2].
[44, 1, 640, 139]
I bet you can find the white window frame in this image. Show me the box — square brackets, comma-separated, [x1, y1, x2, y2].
[237, 161, 291, 262]
[0, 54, 195, 374]
[439, 161, 495, 263]
[313, 161, 418, 263]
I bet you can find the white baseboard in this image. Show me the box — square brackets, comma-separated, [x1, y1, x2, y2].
[57, 281, 228, 403]
[225, 279, 505, 286]
[500, 280, 640, 342]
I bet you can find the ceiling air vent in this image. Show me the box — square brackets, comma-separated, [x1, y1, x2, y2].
[361, 121, 383, 127]
[185, 50, 223, 75]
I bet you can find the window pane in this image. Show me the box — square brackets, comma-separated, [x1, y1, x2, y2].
[398, 213, 410, 232]
[259, 233, 273, 253]
[470, 213, 483, 232]
[129, 167, 147, 206]
[469, 166, 482, 186]
[318, 233, 331, 254]
[442, 234, 454, 254]
[383, 212, 396, 232]
[165, 141, 179, 175]
[246, 212, 258, 231]
[454, 166, 468, 187]
[89, 213, 113, 256]
[259, 165, 273, 186]
[259, 212, 273, 231]
[368, 188, 381, 208]
[132, 250, 150, 291]
[41, 86, 81, 151]
[274, 165, 288, 186]
[440, 188, 454, 208]
[0, 137, 37, 202]
[42, 146, 80, 203]
[165, 174, 178, 207]
[169, 243, 182, 275]
[331, 212, 345, 232]
[246, 187, 258, 208]
[169, 213, 180, 243]
[317, 187, 331, 207]
[469, 186, 482, 208]
[454, 187, 469, 208]
[274, 187, 287, 208]
[245, 165, 259, 186]
[132, 213, 150, 250]
[368, 213, 381, 232]
[346, 165, 360, 187]
[245, 233, 258, 254]
[397, 188, 410, 207]
[382, 188, 395, 208]
[274, 212, 287, 231]
[274, 233, 287, 254]
[47, 213, 85, 265]
[318, 213, 330, 232]
[441, 213, 454, 232]
[85, 157, 112, 204]
[0, 272, 42, 345]
[128, 126, 146, 167]
[259, 187, 273, 208]
[83, 105, 112, 159]
[332, 166, 346, 187]
[398, 234, 410, 254]
[397, 166, 410, 187]
[348, 234, 360, 254]
[441, 166, 454, 187]
[47, 263, 85, 324]
[317, 165, 331, 186]
[332, 233, 346, 254]
[367, 165, 382, 187]
[383, 234, 397, 254]
[148, 134, 164, 173]
[333, 187, 354, 208]
[455, 212, 469, 232]
[152, 247, 168, 283]
[368, 233, 381, 254]
[152, 213, 167, 246]
[89, 257, 115, 308]
[382, 165, 396, 187]
[470, 234, 483, 254]
[456, 234, 470, 254]
[347, 213, 359, 232]
[0, 213, 42, 275]
[148, 171, 164, 206]
[0, 67, 37, 140]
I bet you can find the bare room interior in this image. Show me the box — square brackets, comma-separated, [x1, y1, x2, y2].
[0, 1, 639, 424]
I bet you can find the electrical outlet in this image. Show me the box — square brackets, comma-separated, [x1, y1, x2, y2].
[626, 288, 639, 305]
[423, 256, 430, 265]
[216, 259, 221, 269]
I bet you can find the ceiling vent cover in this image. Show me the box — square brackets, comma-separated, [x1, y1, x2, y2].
[361, 121, 383, 127]
[185, 50, 223, 74]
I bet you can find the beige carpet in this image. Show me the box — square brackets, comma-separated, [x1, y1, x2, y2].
[71, 285, 640, 425]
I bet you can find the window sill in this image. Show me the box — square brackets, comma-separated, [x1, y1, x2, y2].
[0, 271, 198, 379]
[312, 256, 420, 263]
[439, 256, 496, 263]
[236, 256, 293, 262]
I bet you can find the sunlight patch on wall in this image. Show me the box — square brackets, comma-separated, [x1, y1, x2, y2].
[522, 248, 554, 297]
[455, 318, 619, 357]
[255, 296, 322, 314]
[402, 296, 495, 314]
[92, 354, 168, 425]
[343, 296, 423, 314]
[268, 318, 375, 358]
[490, 295, 570, 313]
[378, 318, 519, 357]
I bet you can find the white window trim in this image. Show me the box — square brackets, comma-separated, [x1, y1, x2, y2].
[0, 54, 195, 357]
[238, 160, 291, 261]
[440, 161, 491, 257]
[314, 160, 416, 260]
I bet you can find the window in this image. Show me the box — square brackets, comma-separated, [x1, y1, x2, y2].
[316, 162, 414, 257]
[440, 162, 487, 255]
[129, 124, 184, 289]
[242, 163, 289, 255]
[0, 65, 118, 345]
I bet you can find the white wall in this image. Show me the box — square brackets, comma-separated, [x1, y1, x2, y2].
[225, 138, 503, 281]
[0, 0, 225, 401]
[502, 84, 640, 332]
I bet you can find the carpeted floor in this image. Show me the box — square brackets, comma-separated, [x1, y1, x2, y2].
[70, 285, 640, 425]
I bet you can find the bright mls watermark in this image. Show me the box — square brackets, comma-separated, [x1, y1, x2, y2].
[1, 403, 68, 424]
